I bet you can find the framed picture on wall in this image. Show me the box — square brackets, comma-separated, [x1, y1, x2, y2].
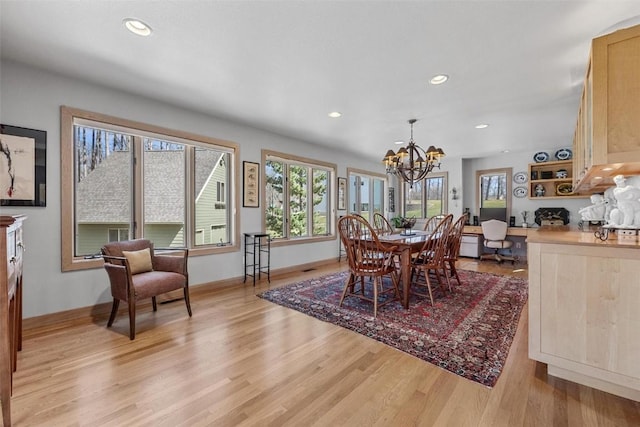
[243, 161, 260, 207]
[337, 177, 347, 210]
[0, 124, 47, 206]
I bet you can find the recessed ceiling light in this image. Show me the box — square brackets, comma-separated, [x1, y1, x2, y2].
[394, 140, 404, 145]
[430, 74, 449, 85]
[502, 149, 510, 153]
[328, 111, 342, 118]
[475, 124, 489, 129]
[123, 18, 153, 36]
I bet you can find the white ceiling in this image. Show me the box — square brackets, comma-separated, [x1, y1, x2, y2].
[2, 1, 640, 163]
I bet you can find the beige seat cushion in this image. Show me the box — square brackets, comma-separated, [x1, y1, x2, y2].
[122, 248, 153, 274]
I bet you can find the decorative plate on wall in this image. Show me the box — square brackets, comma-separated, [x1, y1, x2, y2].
[513, 171, 528, 184]
[513, 186, 528, 198]
[555, 148, 572, 161]
[533, 151, 550, 163]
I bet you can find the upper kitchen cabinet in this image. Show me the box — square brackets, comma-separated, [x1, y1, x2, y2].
[573, 24, 640, 194]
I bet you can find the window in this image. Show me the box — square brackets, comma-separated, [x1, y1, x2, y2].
[194, 148, 232, 247]
[476, 167, 512, 213]
[210, 224, 227, 245]
[312, 169, 329, 235]
[347, 169, 387, 223]
[108, 228, 129, 242]
[142, 138, 186, 247]
[403, 172, 448, 218]
[195, 229, 204, 245]
[61, 106, 239, 271]
[216, 182, 225, 203]
[264, 150, 335, 242]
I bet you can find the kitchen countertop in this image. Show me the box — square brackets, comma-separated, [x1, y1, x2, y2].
[527, 226, 640, 248]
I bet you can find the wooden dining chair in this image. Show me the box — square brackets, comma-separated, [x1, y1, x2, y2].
[338, 215, 400, 317]
[443, 215, 467, 286]
[349, 212, 371, 234]
[422, 215, 441, 232]
[410, 214, 453, 305]
[373, 212, 394, 234]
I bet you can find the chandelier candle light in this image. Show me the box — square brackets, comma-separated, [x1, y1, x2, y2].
[383, 119, 445, 188]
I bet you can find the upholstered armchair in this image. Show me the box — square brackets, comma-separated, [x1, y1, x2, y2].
[101, 239, 192, 340]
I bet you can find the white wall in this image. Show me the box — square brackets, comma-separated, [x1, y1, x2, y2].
[2, 60, 592, 318]
[440, 156, 464, 219]
[462, 151, 589, 226]
[0, 60, 384, 318]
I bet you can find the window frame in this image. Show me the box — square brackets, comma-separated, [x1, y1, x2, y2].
[401, 171, 448, 218]
[475, 167, 512, 214]
[346, 168, 387, 223]
[61, 106, 240, 271]
[262, 149, 336, 247]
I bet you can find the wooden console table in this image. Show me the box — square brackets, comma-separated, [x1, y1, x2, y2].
[1, 215, 26, 427]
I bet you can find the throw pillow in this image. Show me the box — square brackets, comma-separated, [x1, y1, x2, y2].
[122, 248, 153, 274]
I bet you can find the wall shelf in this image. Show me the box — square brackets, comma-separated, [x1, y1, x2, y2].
[528, 159, 589, 199]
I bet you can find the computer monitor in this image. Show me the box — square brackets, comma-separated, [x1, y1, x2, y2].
[479, 207, 507, 223]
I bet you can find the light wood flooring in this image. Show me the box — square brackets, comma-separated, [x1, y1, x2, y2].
[7, 259, 640, 426]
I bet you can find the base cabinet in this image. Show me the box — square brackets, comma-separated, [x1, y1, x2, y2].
[528, 240, 640, 401]
[1, 215, 26, 427]
[459, 234, 482, 258]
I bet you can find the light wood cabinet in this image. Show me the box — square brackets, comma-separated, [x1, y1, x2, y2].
[528, 160, 587, 199]
[573, 24, 640, 194]
[528, 232, 640, 402]
[1, 215, 25, 427]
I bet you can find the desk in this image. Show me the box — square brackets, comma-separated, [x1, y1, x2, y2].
[378, 231, 432, 309]
[463, 225, 530, 237]
[463, 225, 530, 260]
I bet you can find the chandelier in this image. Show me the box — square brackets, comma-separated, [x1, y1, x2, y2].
[382, 119, 445, 188]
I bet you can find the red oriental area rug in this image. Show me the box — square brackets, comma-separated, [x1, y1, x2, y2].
[258, 270, 528, 387]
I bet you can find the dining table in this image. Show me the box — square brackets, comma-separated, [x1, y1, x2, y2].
[377, 229, 433, 309]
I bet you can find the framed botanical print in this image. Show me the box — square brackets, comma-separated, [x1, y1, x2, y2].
[337, 177, 347, 210]
[243, 161, 259, 207]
